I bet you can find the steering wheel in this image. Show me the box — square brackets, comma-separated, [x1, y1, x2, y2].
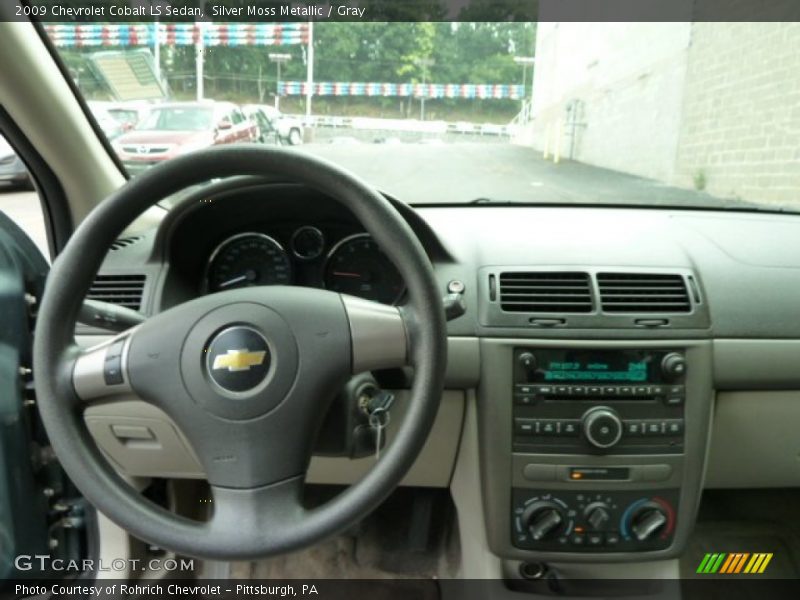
[33, 146, 447, 560]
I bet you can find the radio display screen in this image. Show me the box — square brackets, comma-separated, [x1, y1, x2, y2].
[543, 359, 647, 382]
[517, 349, 665, 384]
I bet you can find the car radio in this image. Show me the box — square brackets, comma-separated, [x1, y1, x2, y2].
[512, 348, 686, 455]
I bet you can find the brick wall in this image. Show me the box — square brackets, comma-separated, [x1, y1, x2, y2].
[524, 23, 800, 206]
[674, 23, 800, 205]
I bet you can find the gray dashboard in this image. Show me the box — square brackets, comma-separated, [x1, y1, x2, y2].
[78, 179, 800, 564]
[88, 182, 800, 385]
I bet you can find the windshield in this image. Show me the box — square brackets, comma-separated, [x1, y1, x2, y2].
[48, 21, 800, 212]
[137, 107, 215, 132]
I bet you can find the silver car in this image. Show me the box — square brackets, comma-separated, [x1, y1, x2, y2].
[0, 134, 31, 189]
[243, 104, 304, 145]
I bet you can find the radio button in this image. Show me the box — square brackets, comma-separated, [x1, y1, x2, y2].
[555, 385, 569, 395]
[625, 420, 644, 435]
[534, 385, 554, 396]
[635, 386, 650, 396]
[650, 385, 665, 397]
[668, 385, 685, 395]
[645, 421, 664, 435]
[514, 394, 535, 406]
[515, 419, 537, 435]
[571, 385, 587, 396]
[666, 420, 684, 435]
[562, 420, 580, 435]
[619, 386, 633, 396]
[541, 420, 557, 435]
[665, 396, 684, 406]
[588, 386, 602, 396]
[516, 384, 535, 395]
[603, 386, 618, 396]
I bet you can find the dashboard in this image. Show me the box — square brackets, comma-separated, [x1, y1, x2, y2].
[82, 177, 800, 570]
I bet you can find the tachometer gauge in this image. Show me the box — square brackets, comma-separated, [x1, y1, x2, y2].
[323, 234, 405, 304]
[206, 233, 291, 293]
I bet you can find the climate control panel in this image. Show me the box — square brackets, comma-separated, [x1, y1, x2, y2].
[512, 489, 677, 552]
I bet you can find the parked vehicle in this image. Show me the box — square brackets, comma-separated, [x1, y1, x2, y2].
[112, 101, 257, 175]
[92, 100, 152, 132]
[242, 105, 279, 144]
[0, 134, 31, 189]
[87, 102, 125, 141]
[243, 104, 304, 145]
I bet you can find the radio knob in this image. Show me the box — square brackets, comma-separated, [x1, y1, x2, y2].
[582, 407, 623, 449]
[518, 352, 537, 372]
[661, 352, 686, 381]
[522, 501, 567, 541]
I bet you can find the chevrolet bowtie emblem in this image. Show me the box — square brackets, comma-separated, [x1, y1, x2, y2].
[212, 349, 267, 372]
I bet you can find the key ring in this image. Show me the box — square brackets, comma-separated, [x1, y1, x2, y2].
[368, 408, 391, 430]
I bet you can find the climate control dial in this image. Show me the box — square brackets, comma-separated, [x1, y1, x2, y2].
[521, 501, 568, 541]
[630, 504, 668, 541]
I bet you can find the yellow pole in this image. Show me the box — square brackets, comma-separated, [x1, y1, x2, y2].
[543, 123, 551, 160]
[554, 119, 562, 164]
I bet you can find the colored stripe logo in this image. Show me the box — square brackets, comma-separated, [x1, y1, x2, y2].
[696, 552, 772, 574]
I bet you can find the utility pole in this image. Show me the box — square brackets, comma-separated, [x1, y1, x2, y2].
[269, 53, 291, 110]
[513, 56, 535, 108]
[195, 21, 205, 101]
[416, 58, 434, 121]
[152, 20, 160, 82]
[305, 20, 314, 120]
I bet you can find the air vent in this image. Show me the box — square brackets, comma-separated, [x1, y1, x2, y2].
[597, 273, 690, 313]
[499, 272, 593, 313]
[87, 274, 146, 310]
[110, 236, 142, 251]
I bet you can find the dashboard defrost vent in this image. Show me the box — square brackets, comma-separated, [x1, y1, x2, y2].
[499, 272, 593, 313]
[110, 236, 142, 251]
[597, 273, 690, 313]
[87, 274, 146, 310]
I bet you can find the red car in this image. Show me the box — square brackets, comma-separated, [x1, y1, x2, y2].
[112, 101, 257, 175]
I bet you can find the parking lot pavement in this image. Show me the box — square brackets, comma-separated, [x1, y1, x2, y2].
[302, 142, 744, 209]
[0, 142, 751, 263]
[0, 186, 49, 259]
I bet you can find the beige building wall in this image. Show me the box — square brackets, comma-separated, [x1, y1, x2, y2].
[525, 22, 800, 206]
[527, 22, 691, 181]
[674, 22, 800, 205]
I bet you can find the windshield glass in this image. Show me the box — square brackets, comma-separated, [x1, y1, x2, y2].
[137, 107, 215, 131]
[47, 21, 800, 211]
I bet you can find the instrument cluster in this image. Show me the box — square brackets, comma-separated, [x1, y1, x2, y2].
[203, 227, 405, 305]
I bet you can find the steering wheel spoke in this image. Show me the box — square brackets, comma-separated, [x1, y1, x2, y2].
[207, 477, 306, 547]
[341, 295, 410, 372]
[72, 330, 137, 402]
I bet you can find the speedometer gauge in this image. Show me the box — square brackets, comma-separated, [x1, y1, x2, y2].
[323, 234, 405, 304]
[206, 233, 291, 293]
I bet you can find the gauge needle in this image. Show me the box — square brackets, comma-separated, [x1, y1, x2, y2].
[332, 271, 361, 278]
[219, 274, 248, 288]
